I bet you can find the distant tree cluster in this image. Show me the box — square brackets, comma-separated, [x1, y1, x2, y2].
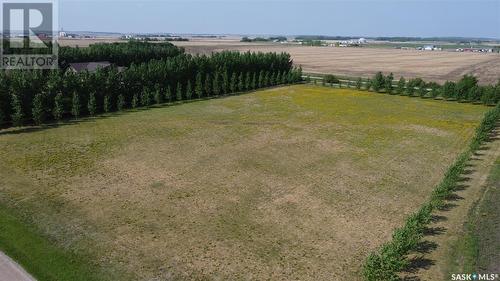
[59, 41, 184, 67]
[240, 36, 287, 43]
[241, 37, 270, 42]
[323, 74, 340, 84]
[0, 48, 302, 128]
[300, 40, 324, 46]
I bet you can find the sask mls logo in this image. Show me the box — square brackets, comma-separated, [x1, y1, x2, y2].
[451, 273, 499, 281]
[0, 0, 58, 69]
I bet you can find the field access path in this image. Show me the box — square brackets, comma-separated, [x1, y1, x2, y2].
[409, 126, 500, 281]
[0, 251, 36, 281]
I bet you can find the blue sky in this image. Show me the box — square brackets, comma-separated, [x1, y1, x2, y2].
[59, 0, 500, 38]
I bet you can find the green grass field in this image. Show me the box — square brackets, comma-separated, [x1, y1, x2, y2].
[0, 85, 489, 280]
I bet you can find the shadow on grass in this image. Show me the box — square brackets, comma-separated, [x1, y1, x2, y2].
[461, 169, 476, 175]
[456, 175, 472, 182]
[430, 215, 447, 223]
[445, 194, 464, 201]
[415, 240, 438, 254]
[407, 256, 435, 271]
[487, 134, 500, 141]
[402, 256, 436, 281]
[423, 226, 446, 236]
[437, 202, 458, 211]
[0, 113, 116, 136]
[454, 184, 469, 192]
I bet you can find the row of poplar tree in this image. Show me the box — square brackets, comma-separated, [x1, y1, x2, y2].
[0, 50, 302, 127]
[58, 41, 184, 67]
[3, 41, 184, 67]
[319, 72, 500, 105]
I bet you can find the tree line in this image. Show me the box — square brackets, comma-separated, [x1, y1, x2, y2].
[0, 50, 302, 128]
[59, 41, 185, 67]
[313, 72, 500, 105]
[2, 40, 183, 65]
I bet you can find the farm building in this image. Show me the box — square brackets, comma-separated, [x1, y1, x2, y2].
[420, 45, 442, 51]
[338, 38, 368, 47]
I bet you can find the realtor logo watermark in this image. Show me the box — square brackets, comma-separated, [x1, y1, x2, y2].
[1, 0, 58, 69]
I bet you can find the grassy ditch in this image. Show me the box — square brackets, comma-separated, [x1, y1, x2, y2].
[0, 207, 117, 281]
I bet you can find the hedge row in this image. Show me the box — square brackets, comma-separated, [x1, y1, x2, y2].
[0, 50, 302, 128]
[310, 72, 500, 105]
[3, 41, 184, 67]
[58, 41, 184, 66]
[362, 103, 500, 281]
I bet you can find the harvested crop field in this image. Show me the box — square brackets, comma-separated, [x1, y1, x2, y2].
[0, 85, 489, 280]
[173, 40, 500, 85]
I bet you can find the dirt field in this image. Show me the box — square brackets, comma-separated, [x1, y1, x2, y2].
[0, 85, 488, 280]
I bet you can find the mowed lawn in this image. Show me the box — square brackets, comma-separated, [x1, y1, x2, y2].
[0, 85, 489, 280]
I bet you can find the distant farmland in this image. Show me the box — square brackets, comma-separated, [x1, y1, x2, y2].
[172, 39, 500, 85]
[59, 38, 500, 84]
[0, 85, 487, 280]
